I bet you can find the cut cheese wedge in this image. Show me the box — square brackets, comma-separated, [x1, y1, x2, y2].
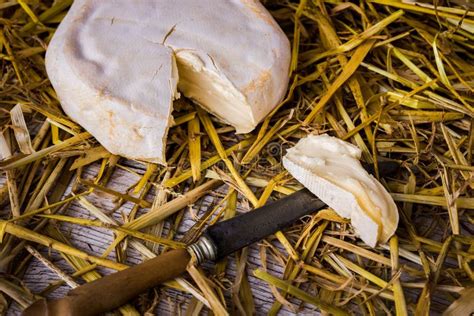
[283, 134, 398, 247]
[46, 0, 290, 164]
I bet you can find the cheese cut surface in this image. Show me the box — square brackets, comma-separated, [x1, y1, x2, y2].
[46, 0, 291, 164]
[283, 134, 399, 247]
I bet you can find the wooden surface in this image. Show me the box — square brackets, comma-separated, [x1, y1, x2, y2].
[2, 157, 455, 315]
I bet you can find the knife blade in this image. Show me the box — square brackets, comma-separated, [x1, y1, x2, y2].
[23, 160, 399, 316]
[190, 160, 399, 262]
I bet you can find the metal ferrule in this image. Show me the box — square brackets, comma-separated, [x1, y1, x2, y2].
[187, 235, 217, 265]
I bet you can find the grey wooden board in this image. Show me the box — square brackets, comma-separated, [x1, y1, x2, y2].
[4, 160, 319, 315]
[2, 158, 458, 315]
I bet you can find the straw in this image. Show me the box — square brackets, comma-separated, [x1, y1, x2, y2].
[0, 0, 472, 314]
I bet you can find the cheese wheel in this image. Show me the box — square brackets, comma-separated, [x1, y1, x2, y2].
[46, 0, 291, 164]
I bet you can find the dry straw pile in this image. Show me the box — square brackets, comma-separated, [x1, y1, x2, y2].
[0, 0, 473, 315]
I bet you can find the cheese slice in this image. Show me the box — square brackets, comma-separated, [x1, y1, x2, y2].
[46, 0, 290, 164]
[283, 134, 398, 247]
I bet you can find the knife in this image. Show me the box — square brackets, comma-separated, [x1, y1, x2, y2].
[23, 161, 399, 316]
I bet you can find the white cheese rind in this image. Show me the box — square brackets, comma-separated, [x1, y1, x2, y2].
[283, 134, 399, 247]
[46, 0, 290, 163]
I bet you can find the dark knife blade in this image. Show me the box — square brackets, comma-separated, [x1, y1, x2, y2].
[199, 160, 399, 261]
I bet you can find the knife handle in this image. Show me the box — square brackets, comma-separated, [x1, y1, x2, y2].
[23, 248, 191, 316]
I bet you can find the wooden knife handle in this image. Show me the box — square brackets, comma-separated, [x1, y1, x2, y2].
[23, 248, 191, 316]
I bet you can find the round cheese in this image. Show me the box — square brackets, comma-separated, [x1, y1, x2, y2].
[46, 0, 291, 164]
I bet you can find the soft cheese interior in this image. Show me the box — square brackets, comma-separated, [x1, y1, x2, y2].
[175, 51, 256, 133]
[283, 134, 399, 247]
[46, 0, 291, 164]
